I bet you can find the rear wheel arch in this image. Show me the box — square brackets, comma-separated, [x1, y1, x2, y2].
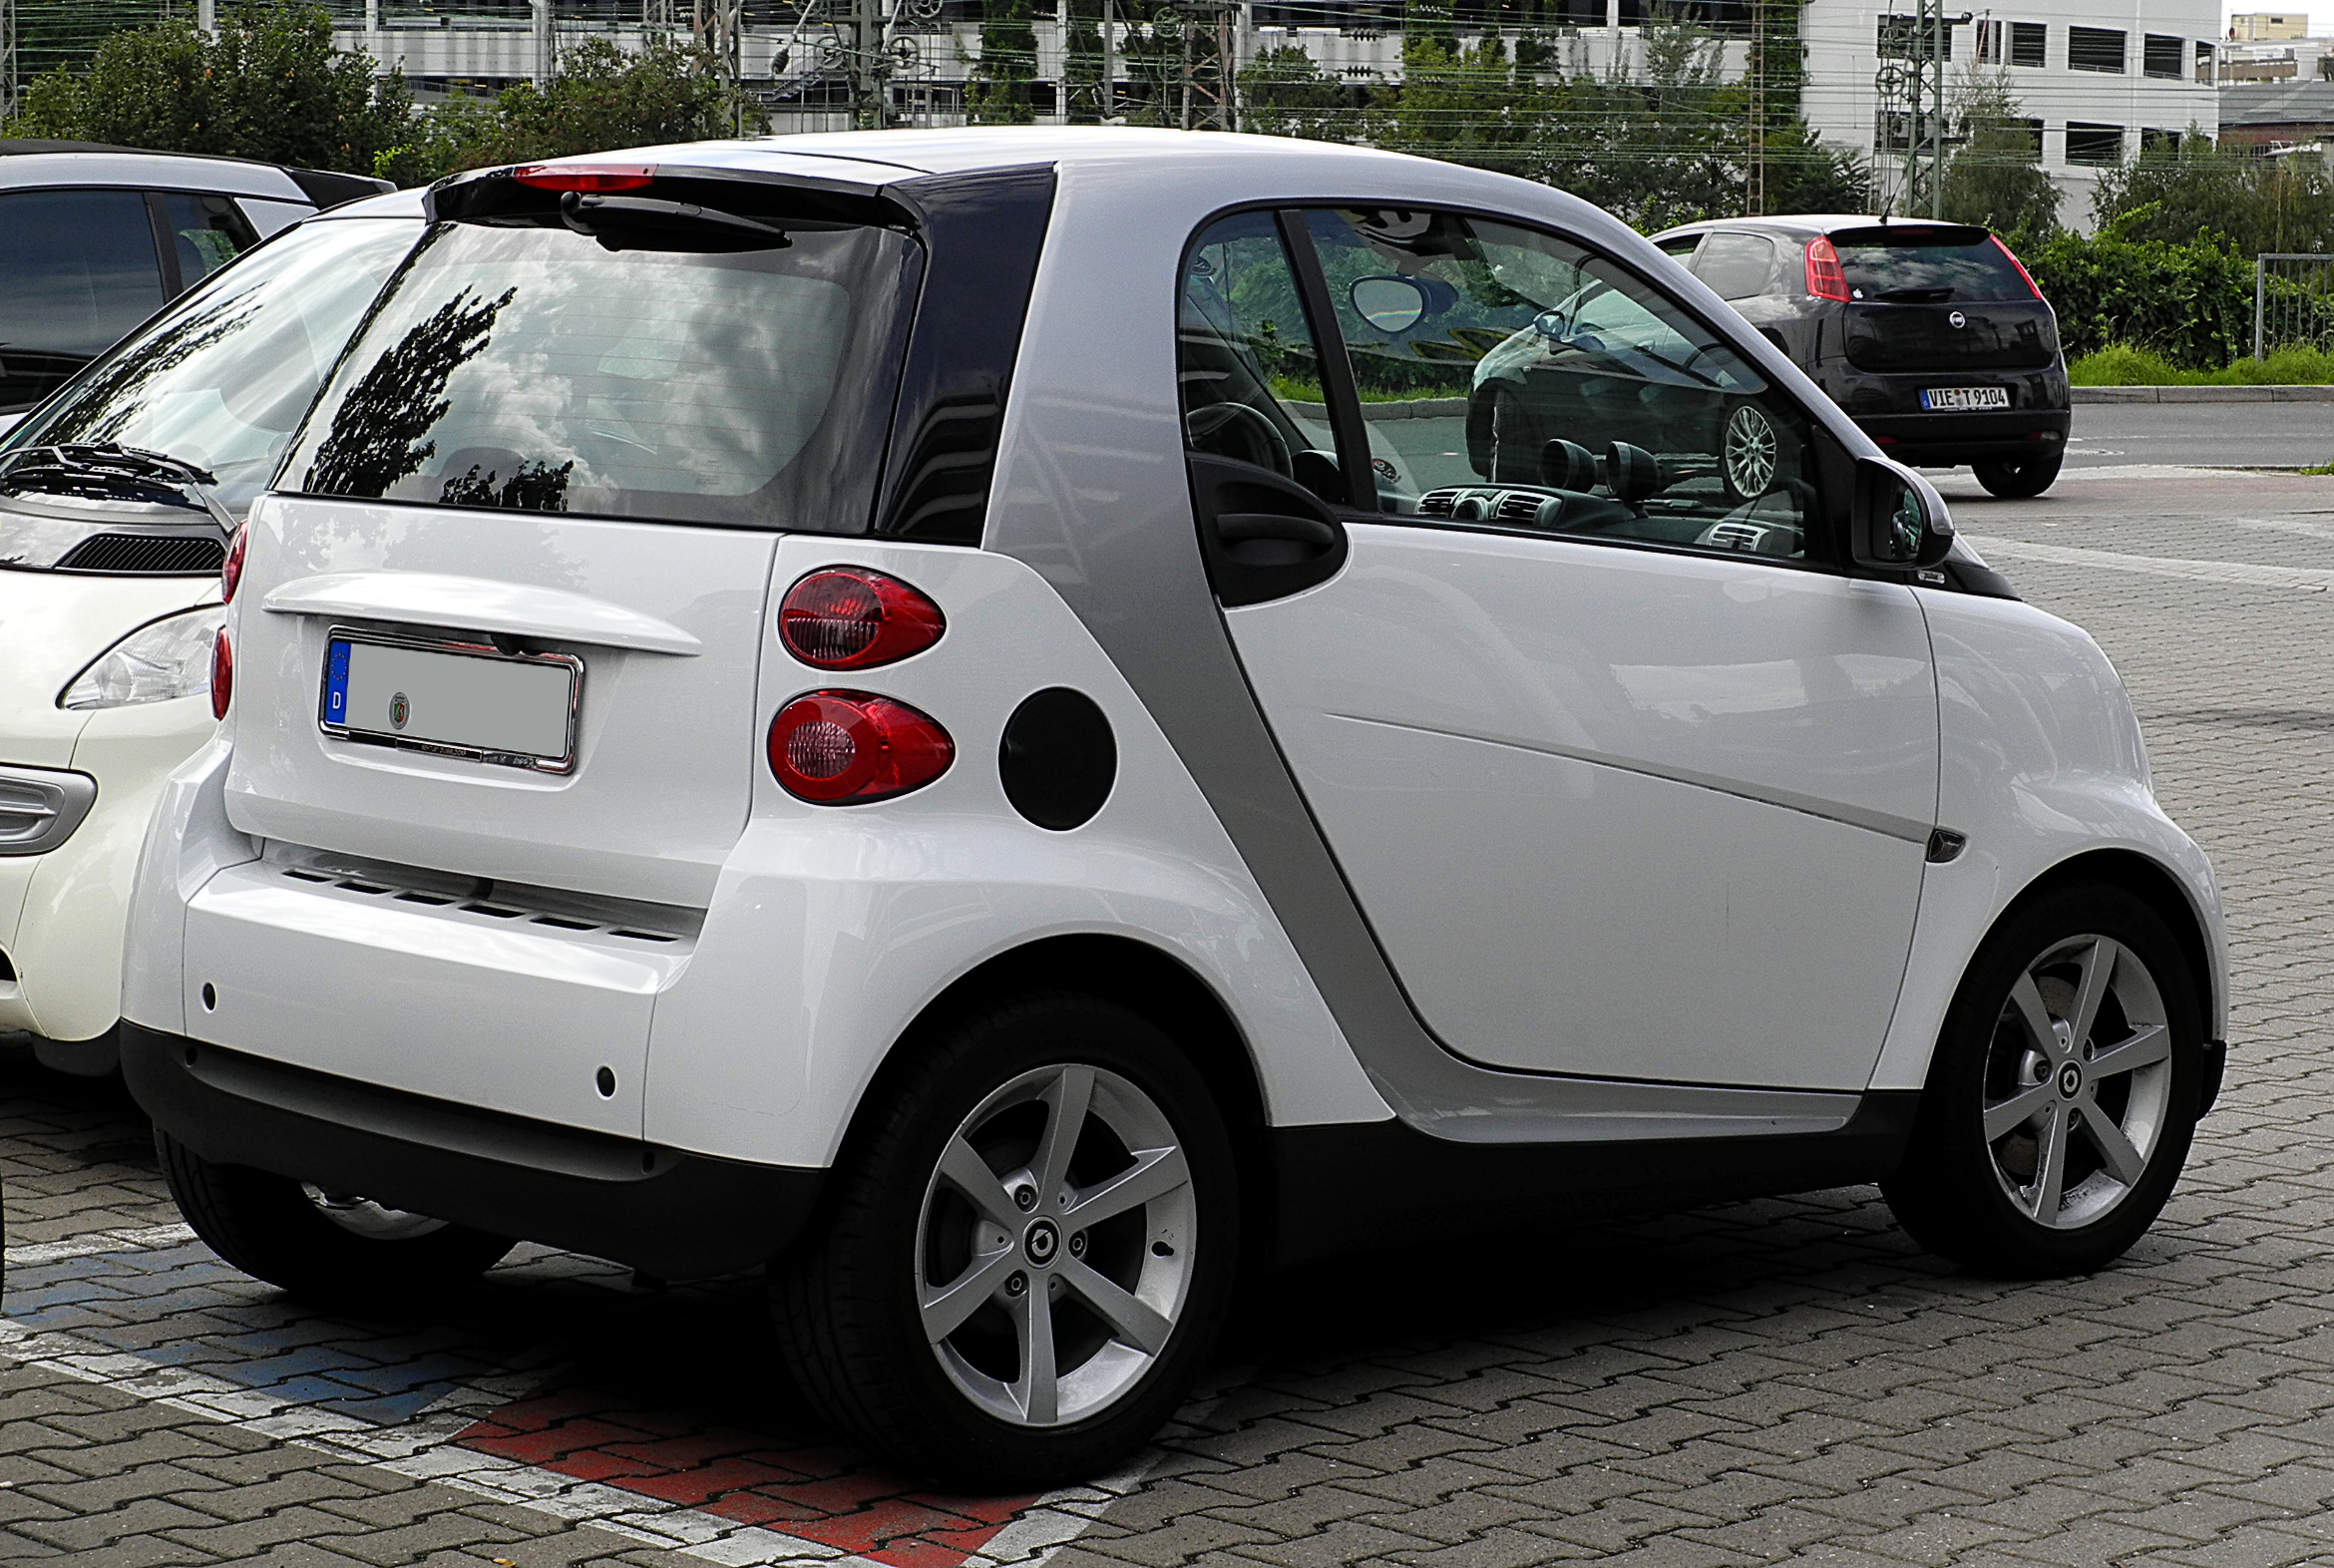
[845, 934, 1275, 1258]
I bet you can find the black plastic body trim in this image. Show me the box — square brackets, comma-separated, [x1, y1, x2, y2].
[123, 1024, 822, 1280]
[1269, 1090, 1920, 1268]
[875, 166, 1057, 544]
[2199, 1038, 2226, 1115]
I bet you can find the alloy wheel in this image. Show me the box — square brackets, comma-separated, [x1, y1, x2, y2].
[1981, 934, 2174, 1230]
[1723, 403, 1778, 499]
[915, 1063, 1196, 1427]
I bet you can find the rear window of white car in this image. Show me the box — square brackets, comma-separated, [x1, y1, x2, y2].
[280, 219, 916, 530]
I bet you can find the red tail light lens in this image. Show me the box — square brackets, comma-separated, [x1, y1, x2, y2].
[768, 690, 953, 804]
[209, 628, 232, 721]
[220, 523, 247, 603]
[513, 163, 656, 193]
[1805, 236, 1850, 302]
[1992, 234, 2045, 300]
[779, 568, 946, 669]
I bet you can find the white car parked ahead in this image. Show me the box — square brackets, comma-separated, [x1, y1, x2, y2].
[123, 131, 2226, 1487]
[0, 192, 422, 1070]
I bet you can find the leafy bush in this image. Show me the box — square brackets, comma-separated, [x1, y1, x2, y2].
[2024, 231, 2253, 370]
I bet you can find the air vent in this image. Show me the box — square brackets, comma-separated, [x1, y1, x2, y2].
[1706, 522, 1767, 553]
[1417, 489, 1461, 517]
[1495, 492, 1547, 525]
[55, 534, 226, 575]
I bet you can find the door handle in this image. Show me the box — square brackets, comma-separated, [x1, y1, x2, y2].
[1215, 513, 1340, 549]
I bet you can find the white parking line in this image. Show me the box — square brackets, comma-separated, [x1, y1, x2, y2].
[1964, 535, 2334, 593]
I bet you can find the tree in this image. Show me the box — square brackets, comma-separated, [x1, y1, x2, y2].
[966, 0, 1040, 124]
[1239, 45, 1364, 143]
[1938, 66, 2061, 241]
[2093, 136, 2334, 256]
[380, 37, 744, 186]
[5, 2, 415, 177]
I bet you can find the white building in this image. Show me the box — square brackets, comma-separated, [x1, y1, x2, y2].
[333, 0, 2216, 228]
[1802, 2, 2220, 227]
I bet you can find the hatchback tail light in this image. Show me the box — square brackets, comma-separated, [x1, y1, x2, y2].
[1805, 237, 1851, 302]
[209, 628, 232, 721]
[779, 568, 946, 669]
[513, 163, 657, 193]
[768, 690, 953, 804]
[1992, 234, 2045, 300]
[220, 523, 247, 603]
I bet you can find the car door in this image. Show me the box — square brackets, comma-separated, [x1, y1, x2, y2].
[1179, 206, 1939, 1092]
[0, 188, 167, 411]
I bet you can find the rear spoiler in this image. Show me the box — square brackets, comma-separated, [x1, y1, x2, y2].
[285, 166, 396, 210]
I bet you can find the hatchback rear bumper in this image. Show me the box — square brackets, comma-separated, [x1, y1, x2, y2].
[1856, 407, 2071, 467]
[124, 1022, 824, 1280]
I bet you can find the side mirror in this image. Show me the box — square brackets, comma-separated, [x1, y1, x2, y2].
[1850, 457, 1954, 571]
[1532, 308, 1572, 340]
[1350, 275, 1429, 334]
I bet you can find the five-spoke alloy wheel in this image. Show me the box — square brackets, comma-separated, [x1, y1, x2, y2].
[772, 993, 1237, 1488]
[1885, 883, 2205, 1277]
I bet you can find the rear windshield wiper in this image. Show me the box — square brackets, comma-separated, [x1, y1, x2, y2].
[1870, 286, 1956, 303]
[0, 443, 235, 530]
[557, 192, 794, 254]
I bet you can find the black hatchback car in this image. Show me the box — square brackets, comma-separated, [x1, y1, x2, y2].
[1651, 215, 2070, 498]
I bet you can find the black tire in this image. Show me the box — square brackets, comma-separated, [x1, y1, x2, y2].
[1972, 449, 2064, 498]
[771, 993, 1239, 1489]
[156, 1129, 516, 1304]
[1882, 883, 2204, 1278]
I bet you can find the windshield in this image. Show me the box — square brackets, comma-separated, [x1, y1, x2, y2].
[2, 217, 420, 516]
[279, 219, 918, 531]
[1828, 227, 2035, 303]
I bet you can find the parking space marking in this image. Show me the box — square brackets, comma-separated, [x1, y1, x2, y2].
[1964, 533, 2334, 592]
[2, 1225, 1128, 1566]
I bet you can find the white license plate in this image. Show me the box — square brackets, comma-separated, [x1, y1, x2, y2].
[1921, 386, 2012, 412]
[320, 631, 581, 773]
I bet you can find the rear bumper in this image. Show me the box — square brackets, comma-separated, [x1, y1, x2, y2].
[124, 1022, 824, 1280]
[1855, 408, 2072, 466]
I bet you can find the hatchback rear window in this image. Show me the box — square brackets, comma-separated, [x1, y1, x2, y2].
[281, 219, 916, 530]
[1827, 226, 2035, 303]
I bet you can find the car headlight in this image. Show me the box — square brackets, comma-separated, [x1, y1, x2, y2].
[58, 605, 228, 711]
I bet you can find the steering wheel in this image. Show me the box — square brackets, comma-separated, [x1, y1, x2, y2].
[1185, 402, 1293, 477]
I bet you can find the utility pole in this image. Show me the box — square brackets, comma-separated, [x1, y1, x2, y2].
[1746, 0, 1764, 216]
[0, 0, 15, 121]
[1174, 0, 1237, 131]
[1101, 0, 1117, 121]
[533, 0, 554, 85]
[1873, 1, 1968, 217]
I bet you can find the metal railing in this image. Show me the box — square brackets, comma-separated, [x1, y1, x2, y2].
[2254, 253, 2334, 359]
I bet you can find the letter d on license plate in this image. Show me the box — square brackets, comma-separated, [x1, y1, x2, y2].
[320, 629, 581, 772]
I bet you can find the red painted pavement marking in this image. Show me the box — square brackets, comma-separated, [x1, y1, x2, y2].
[455, 1390, 1037, 1568]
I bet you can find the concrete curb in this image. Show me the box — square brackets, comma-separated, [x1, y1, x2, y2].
[1287, 397, 1470, 421]
[2074, 384, 2334, 403]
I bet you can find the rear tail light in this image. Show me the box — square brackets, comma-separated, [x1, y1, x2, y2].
[1805, 237, 1850, 302]
[1993, 234, 2045, 300]
[209, 628, 232, 721]
[779, 568, 946, 669]
[220, 523, 247, 603]
[768, 690, 953, 804]
[513, 163, 657, 193]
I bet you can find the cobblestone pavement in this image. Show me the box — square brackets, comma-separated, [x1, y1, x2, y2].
[6, 465, 2334, 1568]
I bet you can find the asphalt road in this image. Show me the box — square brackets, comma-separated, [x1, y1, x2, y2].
[2059, 400, 2334, 471]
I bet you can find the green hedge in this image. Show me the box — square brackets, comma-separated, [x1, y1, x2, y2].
[2023, 233, 2253, 371]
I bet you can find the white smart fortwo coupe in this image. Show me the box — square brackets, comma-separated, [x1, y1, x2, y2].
[122, 131, 2225, 1487]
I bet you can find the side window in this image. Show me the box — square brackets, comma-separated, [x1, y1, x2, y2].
[1656, 233, 1704, 261]
[1304, 207, 1819, 563]
[1691, 231, 1780, 300]
[0, 189, 166, 412]
[164, 193, 262, 288]
[1178, 212, 1350, 505]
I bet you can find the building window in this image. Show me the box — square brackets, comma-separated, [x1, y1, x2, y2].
[2068, 26, 2127, 74]
[2066, 123, 2126, 166]
[2141, 128, 2181, 154]
[2010, 20, 2047, 68]
[1976, 18, 2002, 64]
[2142, 34, 2182, 78]
[2195, 41, 2215, 83]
